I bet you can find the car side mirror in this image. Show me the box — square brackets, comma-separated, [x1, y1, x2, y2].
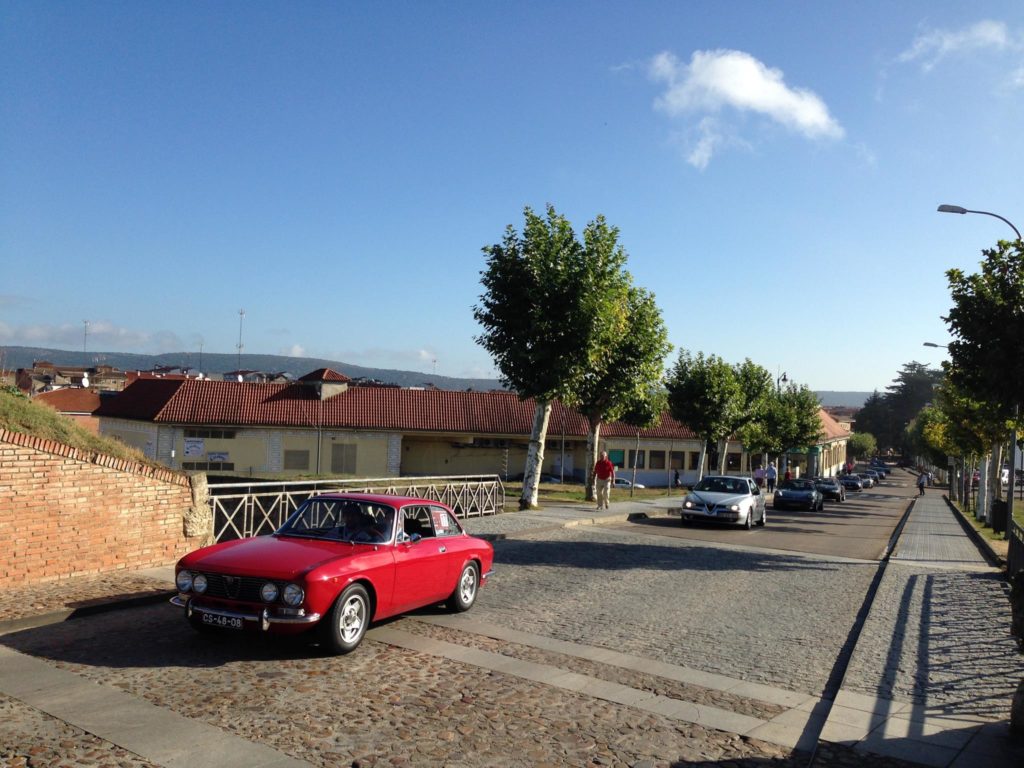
[399, 532, 422, 544]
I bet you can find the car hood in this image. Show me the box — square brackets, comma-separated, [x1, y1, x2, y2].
[685, 491, 749, 506]
[776, 487, 814, 496]
[179, 535, 376, 580]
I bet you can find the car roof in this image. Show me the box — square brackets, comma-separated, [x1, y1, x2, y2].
[309, 492, 449, 508]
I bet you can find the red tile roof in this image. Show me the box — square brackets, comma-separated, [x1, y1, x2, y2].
[298, 368, 351, 383]
[96, 377, 843, 446]
[95, 378, 700, 439]
[34, 388, 102, 414]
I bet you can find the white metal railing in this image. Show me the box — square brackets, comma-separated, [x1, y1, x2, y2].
[208, 475, 505, 542]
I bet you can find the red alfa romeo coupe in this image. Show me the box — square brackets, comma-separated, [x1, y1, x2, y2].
[171, 493, 494, 653]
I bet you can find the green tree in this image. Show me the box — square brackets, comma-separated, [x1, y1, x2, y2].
[847, 432, 877, 460]
[574, 285, 672, 500]
[474, 205, 641, 509]
[739, 382, 823, 470]
[945, 239, 1024, 421]
[665, 351, 740, 481]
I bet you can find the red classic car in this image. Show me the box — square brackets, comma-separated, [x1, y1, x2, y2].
[171, 493, 494, 653]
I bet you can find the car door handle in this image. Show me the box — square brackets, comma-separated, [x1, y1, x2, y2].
[438, 546, 447, 553]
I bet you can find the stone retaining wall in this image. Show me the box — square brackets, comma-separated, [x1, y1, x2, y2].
[0, 429, 208, 586]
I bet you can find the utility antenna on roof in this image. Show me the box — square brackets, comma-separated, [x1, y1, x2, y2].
[236, 309, 245, 373]
[83, 319, 89, 359]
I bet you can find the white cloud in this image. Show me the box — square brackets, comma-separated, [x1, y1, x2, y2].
[1011, 66, 1024, 88]
[0, 320, 170, 353]
[283, 344, 306, 357]
[898, 20, 1014, 71]
[648, 49, 843, 168]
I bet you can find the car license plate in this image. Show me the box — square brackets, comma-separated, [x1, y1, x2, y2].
[200, 611, 243, 630]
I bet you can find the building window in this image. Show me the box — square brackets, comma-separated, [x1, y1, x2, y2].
[688, 452, 701, 470]
[670, 451, 685, 469]
[331, 443, 357, 475]
[628, 450, 646, 469]
[608, 449, 625, 468]
[182, 461, 235, 471]
[184, 428, 236, 439]
[284, 450, 310, 471]
[650, 451, 666, 470]
[727, 452, 741, 471]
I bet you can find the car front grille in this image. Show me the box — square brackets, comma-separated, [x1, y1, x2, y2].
[201, 573, 280, 602]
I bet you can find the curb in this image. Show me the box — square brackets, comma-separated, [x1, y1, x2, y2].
[473, 509, 664, 542]
[942, 494, 1005, 569]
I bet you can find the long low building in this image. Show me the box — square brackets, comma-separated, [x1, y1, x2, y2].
[95, 368, 849, 486]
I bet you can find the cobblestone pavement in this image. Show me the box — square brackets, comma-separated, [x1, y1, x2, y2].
[0, 570, 172, 624]
[0, 497, 971, 768]
[472, 526, 880, 698]
[1, 603, 923, 768]
[841, 562, 1024, 720]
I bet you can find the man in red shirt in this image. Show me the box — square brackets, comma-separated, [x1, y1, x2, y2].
[594, 451, 615, 510]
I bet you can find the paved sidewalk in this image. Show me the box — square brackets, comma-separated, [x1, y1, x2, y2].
[822, 491, 1024, 767]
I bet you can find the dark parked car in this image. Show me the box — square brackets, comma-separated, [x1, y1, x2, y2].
[860, 469, 882, 484]
[773, 478, 824, 511]
[839, 475, 864, 491]
[813, 477, 845, 502]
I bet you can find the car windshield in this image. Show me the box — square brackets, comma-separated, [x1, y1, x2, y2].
[815, 479, 837, 486]
[780, 479, 814, 490]
[694, 477, 747, 494]
[277, 497, 395, 544]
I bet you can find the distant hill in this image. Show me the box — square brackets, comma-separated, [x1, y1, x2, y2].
[0, 345, 504, 392]
[816, 391, 871, 408]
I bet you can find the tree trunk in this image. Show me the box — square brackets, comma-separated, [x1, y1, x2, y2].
[519, 401, 552, 510]
[717, 439, 728, 475]
[584, 419, 602, 502]
[978, 455, 990, 523]
[991, 441, 1004, 503]
[696, 441, 708, 482]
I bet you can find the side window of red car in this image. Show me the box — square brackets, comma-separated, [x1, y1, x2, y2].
[403, 506, 433, 539]
[429, 506, 460, 538]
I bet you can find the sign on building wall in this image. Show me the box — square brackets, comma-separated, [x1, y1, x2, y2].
[184, 438, 205, 457]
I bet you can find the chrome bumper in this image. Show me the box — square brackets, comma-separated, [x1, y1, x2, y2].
[171, 594, 321, 631]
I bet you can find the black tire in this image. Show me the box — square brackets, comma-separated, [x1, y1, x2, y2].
[817, 499, 824, 512]
[322, 583, 371, 654]
[447, 562, 479, 612]
[744, 509, 753, 530]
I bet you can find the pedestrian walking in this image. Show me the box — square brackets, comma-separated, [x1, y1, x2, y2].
[673, 469, 681, 488]
[917, 472, 927, 496]
[753, 465, 765, 488]
[594, 451, 615, 510]
[784, 467, 792, 482]
[766, 462, 778, 493]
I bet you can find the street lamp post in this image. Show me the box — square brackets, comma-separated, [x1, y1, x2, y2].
[938, 204, 1023, 537]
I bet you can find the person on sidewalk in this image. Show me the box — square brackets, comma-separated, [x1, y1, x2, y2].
[766, 462, 778, 493]
[917, 472, 927, 496]
[753, 465, 765, 488]
[594, 451, 615, 510]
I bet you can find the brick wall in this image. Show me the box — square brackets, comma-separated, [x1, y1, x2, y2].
[0, 429, 203, 586]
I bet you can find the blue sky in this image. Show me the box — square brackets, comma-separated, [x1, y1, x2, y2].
[3, 2, 1023, 391]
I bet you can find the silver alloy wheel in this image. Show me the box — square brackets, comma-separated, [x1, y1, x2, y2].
[338, 592, 366, 643]
[459, 564, 478, 604]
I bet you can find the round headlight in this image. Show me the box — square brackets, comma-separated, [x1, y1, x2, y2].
[176, 570, 193, 592]
[684, 500, 693, 509]
[283, 583, 304, 607]
[260, 582, 279, 603]
[730, 504, 740, 512]
[193, 573, 208, 594]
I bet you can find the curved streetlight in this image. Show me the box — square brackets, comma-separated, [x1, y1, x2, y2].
[937, 204, 1022, 536]
[937, 204, 1022, 241]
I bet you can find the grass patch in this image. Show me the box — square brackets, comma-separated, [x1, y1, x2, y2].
[502, 481, 682, 508]
[0, 387, 154, 466]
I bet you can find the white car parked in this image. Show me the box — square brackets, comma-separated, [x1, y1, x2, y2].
[677, 475, 767, 530]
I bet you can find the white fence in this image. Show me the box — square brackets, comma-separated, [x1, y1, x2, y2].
[208, 475, 505, 541]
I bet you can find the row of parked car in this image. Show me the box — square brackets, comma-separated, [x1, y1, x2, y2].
[677, 459, 893, 528]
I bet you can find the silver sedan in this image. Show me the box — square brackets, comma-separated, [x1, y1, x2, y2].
[677, 475, 767, 530]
